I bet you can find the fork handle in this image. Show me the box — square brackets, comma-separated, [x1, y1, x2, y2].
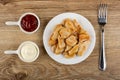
[99, 26, 106, 71]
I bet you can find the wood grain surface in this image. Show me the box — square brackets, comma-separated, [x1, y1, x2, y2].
[0, 0, 120, 80]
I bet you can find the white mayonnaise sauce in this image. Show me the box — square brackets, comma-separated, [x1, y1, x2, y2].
[20, 43, 38, 61]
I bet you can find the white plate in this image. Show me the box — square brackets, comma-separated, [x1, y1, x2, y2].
[43, 12, 96, 65]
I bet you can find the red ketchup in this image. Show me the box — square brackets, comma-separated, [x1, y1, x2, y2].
[21, 14, 38, 32]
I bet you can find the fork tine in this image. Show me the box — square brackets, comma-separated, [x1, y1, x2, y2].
[101, 4, 105, 19]
[105, 4, 107, 22]
[98, 3, 102, 18]
[103, 4, 106, 19]
[102, 4, 107, 22]
[100, 3, 104, 18]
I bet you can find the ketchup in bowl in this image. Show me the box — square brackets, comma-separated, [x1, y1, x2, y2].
[21, 14, 38, 32]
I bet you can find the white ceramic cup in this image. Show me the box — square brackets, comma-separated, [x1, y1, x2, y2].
[4, 41, 40, 62]
[5, 12, 40, 34]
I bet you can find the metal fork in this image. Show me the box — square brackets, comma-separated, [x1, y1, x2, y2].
[98, 3, 107, 71]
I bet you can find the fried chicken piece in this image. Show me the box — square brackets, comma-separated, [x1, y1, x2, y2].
[68, 44, 79, 56]
[58, 36, 65, 48]
[66, 35, 77, 46]
[77, 41, 90, 56]
[64, 19, 77, 33]
[65, 45, 72, 52]
[59, 27, 71, 39]
[79, 33, 90, 43]
[63, 51, 76, 58]
[55, 45, 64, 54]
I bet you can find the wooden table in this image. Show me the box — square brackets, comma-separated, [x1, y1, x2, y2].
[0, 0, 120, 80]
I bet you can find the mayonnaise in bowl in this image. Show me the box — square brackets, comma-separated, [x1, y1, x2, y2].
[20, 42, 39, 62]
[4, 41, 40, 62]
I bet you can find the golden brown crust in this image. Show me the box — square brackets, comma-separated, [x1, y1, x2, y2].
[66, 35, 77, 46]
[59, 28, 71, 39]
[68, 44, 79, 56]
[49, 18, 90, 58]
[58, 36, 65, 48]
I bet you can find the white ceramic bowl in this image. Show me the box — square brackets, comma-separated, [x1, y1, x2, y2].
[4, 41, 40, 62]
[5, 12, 40, 34]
